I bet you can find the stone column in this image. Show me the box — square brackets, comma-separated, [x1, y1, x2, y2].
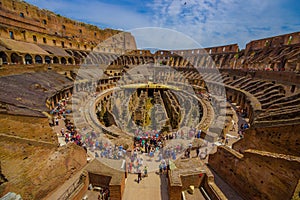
[7, 53, 12, 64]
[236, 93, 240, 105]
[22, 56, 26, 65]
[240, 96, 245, 109]
[296, 62, 300, 72]
[51, 98, 55, 109]
[285, 62, 290, 71]
[55, 95, 59, 105]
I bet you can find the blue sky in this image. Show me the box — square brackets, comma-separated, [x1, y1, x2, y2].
[26, 0, 300, 49]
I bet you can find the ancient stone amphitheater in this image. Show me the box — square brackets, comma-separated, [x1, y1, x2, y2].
[0, 1, 299, 200]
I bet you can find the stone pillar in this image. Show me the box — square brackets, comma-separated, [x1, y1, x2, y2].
[55, 95, 59, 105]
[51, 98, 55, 109]
[232, 91, 237, 102]
[285, 62, 291, 71]
[296, 63, 300, 72]
[236, 93, 240, 105]
[22, 56, 26, 65]
[240, 96, 245, 109]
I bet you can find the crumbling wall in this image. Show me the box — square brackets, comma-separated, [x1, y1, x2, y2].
[209, 146, 300, 200]
[0, 114, 58, 145]
[0, 142, 87, 200]
[233, 124, 300, 157]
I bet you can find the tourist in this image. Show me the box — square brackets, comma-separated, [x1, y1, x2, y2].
[240, 124, 244, 131]
[225, 137, 229, 145]
[159, 163, 163, 174]
[55, 117, 59, 126]
[137, 169, 142, 183]
[65, 133, 69, 143]
[60, 128, 65, 137]
[196, 146, 200, 157]
[188, 142, 192, 149]
[171, 149, 176, 160]
[161, 159, 167, 173]
[196, 129, 202, 138]
[185, 148, 191, 158]
[144, 166, 148, 177]
[231, 119, 235, 131]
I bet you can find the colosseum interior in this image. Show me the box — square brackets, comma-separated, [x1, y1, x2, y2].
[0, 0, 299, 200]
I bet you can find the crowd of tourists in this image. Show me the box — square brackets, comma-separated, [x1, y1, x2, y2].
[51, 98, 85, 147]
[50, 99, 69, 126]
[50, 96, 249, 183]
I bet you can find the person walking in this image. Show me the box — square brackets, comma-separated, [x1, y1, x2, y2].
[196, 146, 200, 157]
[225, 137, 229, 145]
[137, 169, 142, 183]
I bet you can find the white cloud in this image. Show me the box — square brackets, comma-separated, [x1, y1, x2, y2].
[130, 27, 201, 50]
[26, 0, 300, 49]
[26, 0, 153, 29]
[148, 0, 300, 48]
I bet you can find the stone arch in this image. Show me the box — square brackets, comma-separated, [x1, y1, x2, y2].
[11, 53, 22, 64]
[85, 57, 92, 65]
[94, 53, 103, 64]
[68, 57, 73, 64]
[53, 56, 59, 64]
[65, 50, 73, 56]
[73, 51, 82, 64]
[61, 57, 67, 64]
[45, 56, 51, 64]
[0, 51, 8, 64]
[25, 54, 33, 64]
[81, 51, 88, 57]
[35, 55, 43, 64]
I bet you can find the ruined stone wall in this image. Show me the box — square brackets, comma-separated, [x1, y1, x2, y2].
[161, 90, 181, 129]
[0, 114, 57, 145]
[170, 44, 239, 56]
[180, 174, 202, 190]
[0, 142, 87, 200]
[208, 146, 300, 200]
[245, 31, 300, 52]
[87, 173, 111, 188]
[71, 172, 89, 200]
[220, 69, 300, 85]
[168, 184, 181, 200]
[201, 173, 228, 200]
[0, 0, 136, 51]
[205, 44, 239, 54]
[109, 177, 125, 200]
[233, 124, 300, 156]
[1, 0, 299, 71]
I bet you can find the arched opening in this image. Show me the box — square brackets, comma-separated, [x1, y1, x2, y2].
[61, 57, 67, 64]
[11, 53, 22, 64]
[84, 58, 92, 65]
[68, 57, 73, 64]
[0, 51, 8, 64]
[65, 50, 73, 56]
[25, 54, 33, 64]
[74, 57, 80, 65]
[73, 51, 83, 64]
[53, 56, 59, 64]
[81, 51, 87, 57]
[45, 56, 51, 64]
[35, 55, 43, 64]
